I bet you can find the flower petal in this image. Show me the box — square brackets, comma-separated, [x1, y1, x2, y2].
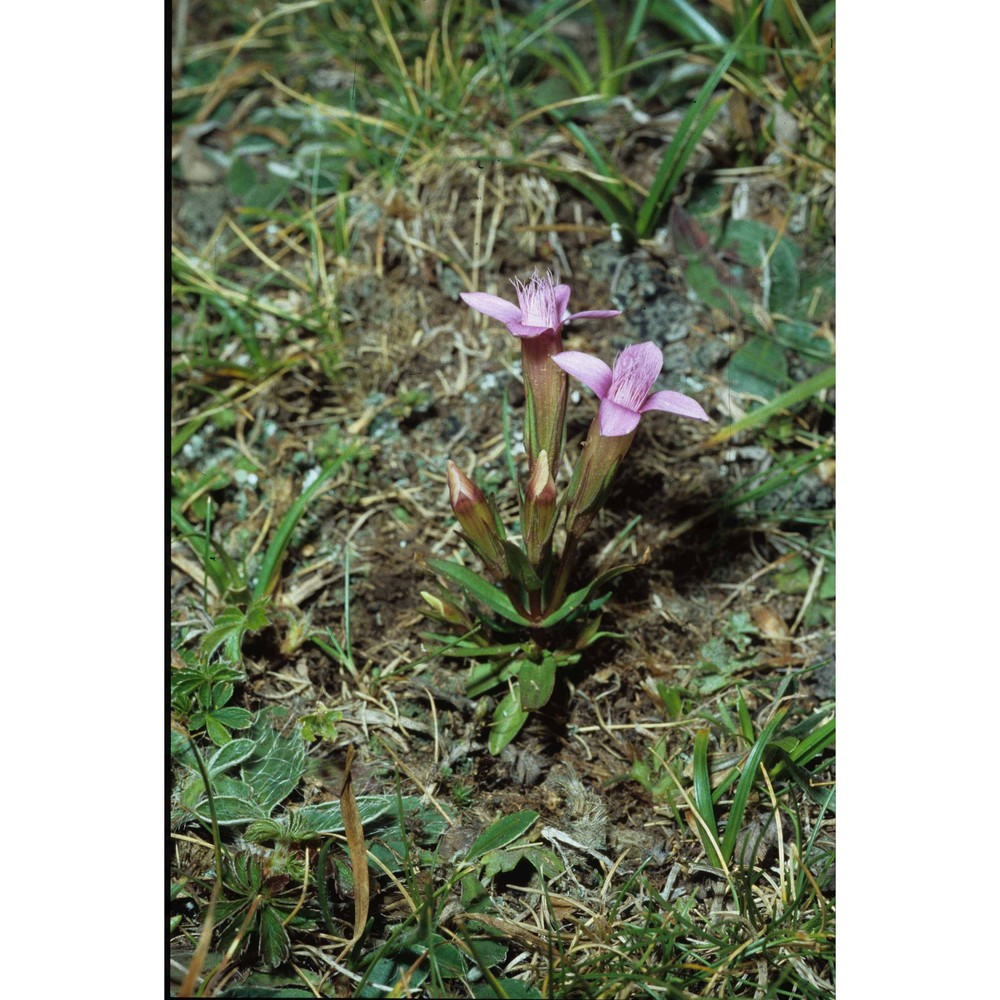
[551, 351, 613, 398]
[598, 398, 642, 437]
[460, 291, 522, 324]
[553, 284, 572, 319]
[565, 309, 622, 322]
[641, 389, 710, 422]
[506, 321, 552, 338]
[614, 342, 663, 387]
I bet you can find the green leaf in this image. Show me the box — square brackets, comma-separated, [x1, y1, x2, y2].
[217, 989, 314, 999]
[290, 796, 396, 836]
[207, 738, 257, 776]
[539, 563, 636, 628]
[209, 794, 269, 824]
[467, 657, 523, 699]
[518, 654, 556, 711]
[253, 445, 358, 600]
[488, 689, 529, 755]
[726, 336, 789, 404]
[204, 714, 234, 746]
[503, 541, 542, 591]
[465, 809, 539, 862]
[703, 366, 835, 448]
[692, 729, 723, 868]
[472, 979, 543, 999]
[721, 219, 801, 315]
[427, 559, 532, 627]
[720, 709, 788, 864]
[257, 905, 291, 969]
[481, 845, 563, 881]
[635, 5, 755, 241]
[211, 706, 254, 729]
[242, 708, 306, 813]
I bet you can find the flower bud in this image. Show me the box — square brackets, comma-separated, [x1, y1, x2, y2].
[446, 460, 508, 578]
[522, 450, 558, 567]
[420, 590, 471, 627]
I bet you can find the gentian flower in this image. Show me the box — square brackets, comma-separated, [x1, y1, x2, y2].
[459, 270, 620, 339]
[552, 342, 708, 437]
[460, 271, 621, 473]
[553, 342, 709, 539]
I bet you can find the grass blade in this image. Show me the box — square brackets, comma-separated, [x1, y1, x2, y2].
[692, 729, 723, 868]
[702, 365, 835, 449]
[720, 708, 786, 863]
[635, 3, 763, 237]
[252, 444, 358, 599]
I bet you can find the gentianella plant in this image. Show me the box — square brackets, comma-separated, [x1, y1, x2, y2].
[422, 270, 708, 753]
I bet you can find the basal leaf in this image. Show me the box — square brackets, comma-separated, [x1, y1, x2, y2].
[488, 689, 529, 755]
[242, 707, 306, 813]
[427, 559, 532, 627]
[467, 657, 523, 698]
[207, 738, 257, 776]
[518, 655, 556, 711]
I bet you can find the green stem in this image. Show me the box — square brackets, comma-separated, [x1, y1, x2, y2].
[544, 534, 580, 619]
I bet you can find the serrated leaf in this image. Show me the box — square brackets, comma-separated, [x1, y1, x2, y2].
[427, 559, 532, 627]
[257, 905, 291, 968]
[518, 655, 556, 711]
[466, 810, 539, 862]
[488, 690, 529, 755]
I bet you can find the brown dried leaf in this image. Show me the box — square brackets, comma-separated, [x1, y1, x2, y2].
[338, 745, 369, 956]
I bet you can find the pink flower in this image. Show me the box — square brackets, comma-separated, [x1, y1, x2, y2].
[553, 342, 709, 437]
[460, 270, 620, 339]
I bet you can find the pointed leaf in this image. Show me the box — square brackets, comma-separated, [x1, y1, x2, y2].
[539, 562, 637, 628]
[503, 541, 543, 591]
[465, 810, 540, 862]
[427, 559, 532, 627]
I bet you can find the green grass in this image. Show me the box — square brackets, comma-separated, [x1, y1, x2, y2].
[172, 1, 835, 995]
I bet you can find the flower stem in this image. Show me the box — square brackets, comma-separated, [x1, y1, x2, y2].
[544, 534, 580, 620]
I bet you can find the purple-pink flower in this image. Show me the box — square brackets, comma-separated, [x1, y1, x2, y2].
[553, 342, 709, 437]
[460, 270, 620, 339]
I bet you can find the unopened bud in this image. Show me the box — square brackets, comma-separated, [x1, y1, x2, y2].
[446, 460, 508, 577]
[523, 450, 558, 566]
[420, 590, 470, 626]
